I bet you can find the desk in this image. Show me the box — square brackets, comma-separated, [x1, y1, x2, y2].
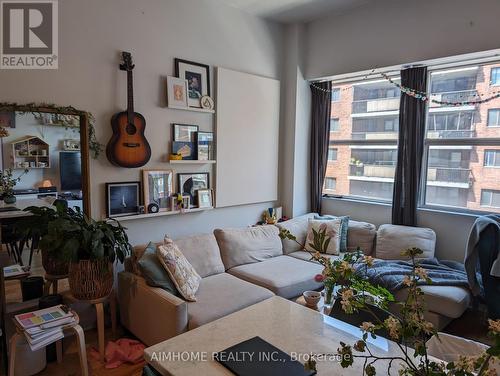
[0, 198, 52, 220]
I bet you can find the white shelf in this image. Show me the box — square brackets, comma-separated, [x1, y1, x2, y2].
[107, 207, 214, 222]
[169, 160, 216, 164]
[167, 106, 215, 114]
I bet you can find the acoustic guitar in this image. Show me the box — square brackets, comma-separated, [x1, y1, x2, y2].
[106, 52, 151, 168]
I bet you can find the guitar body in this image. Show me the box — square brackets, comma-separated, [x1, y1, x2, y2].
[106, 111, 151, 168]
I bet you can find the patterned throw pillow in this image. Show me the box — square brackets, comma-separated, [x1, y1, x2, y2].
[315, 215, 350, 253]
[304, 218, 342, 255]
[156, 237, 201, 301]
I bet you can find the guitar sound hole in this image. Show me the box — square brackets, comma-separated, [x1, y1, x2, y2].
[126, 123, 137, 135]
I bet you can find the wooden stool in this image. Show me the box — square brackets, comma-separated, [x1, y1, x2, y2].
[8, 311, 88, 376]
[63, 291, 117, 363]
[43, 274, 68, 295]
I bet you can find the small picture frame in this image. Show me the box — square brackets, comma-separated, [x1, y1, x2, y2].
[171, 195, 191, 211]
[177, 172, 209, 207]
[105, 182, 141, 218]
[196, 131, 214, 161]
[172, 141, 195, 160]
[142, 170, 174, 212]
[167, 76, 189, 109]
[175, 58, 210, 108]
[172, 123, 199, 142]
[197, 189, 213, 208]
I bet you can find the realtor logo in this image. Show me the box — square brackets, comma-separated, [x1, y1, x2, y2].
[1, 0, 58, 69]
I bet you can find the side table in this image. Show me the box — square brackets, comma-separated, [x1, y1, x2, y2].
[43, 273, 67, 295]
[9, 311, 88, 376]
[63, 290, 117, 362]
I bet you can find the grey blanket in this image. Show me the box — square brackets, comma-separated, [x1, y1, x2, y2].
[355, 258, 471, 292]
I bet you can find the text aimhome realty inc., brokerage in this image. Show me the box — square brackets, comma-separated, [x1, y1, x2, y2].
[1, 0, 58, 69]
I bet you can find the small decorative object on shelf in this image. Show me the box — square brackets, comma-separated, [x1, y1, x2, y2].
[169, 153, 182, 161]
[147, 203, 159, 213]
[11, 136, 50, 169]
[263, 207, 277, 224]
[63, 139, 81, 151]
[174, 58, 210, 108]
[166, 76, 189, 109]
[0, 168, 29, 204]
[200, 95, 214, 110]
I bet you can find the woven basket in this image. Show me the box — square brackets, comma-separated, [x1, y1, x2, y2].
[41, 249, 69, 276]
[68, 259, 113, 300]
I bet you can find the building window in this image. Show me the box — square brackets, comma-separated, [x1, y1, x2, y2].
[332, 88, 341, 102]
[421, 64, 500, 213]
[484, 150, 500, 167]
[330, 118, 340, 131]
[491, 67, 500, 86]
[324, 177, 336, 191]
[328, 148, 338, 161]
[488, 109, 500, 127]
[481, 189, 500, 207]
[323, 77, 400, 201]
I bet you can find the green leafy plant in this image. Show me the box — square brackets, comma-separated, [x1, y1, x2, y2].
[0, 168, 29, 197]
[17, 203, 131, 263]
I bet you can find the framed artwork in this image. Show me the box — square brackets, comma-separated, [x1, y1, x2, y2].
[142, 170, 174, 212]
[171, 195, 190, 211]
[172, 123, 199, 142]
[196, 131, 214, 161]
[175, 58, 210, 108]
[167, 76, 188, 109]
[197, 189, 213, 208]
[172, 141, 195, 160]
[105, 182, 141, 218]
[0, 112, 15, 128]
[177, 172, 209, 207]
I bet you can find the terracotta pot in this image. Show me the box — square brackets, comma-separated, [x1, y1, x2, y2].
[68, 259, 113, 300]
[41, 249, 69, 276]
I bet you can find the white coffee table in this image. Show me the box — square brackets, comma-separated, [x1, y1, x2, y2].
[144, 296, 410, 375]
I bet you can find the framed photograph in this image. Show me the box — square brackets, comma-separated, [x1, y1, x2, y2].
[177, 173, 209, 207]
[105, 182, 141, 218]
[172, 141, 195, 160]
[172, 123, 199, 142]
[0, 112, 15, 128]
[197, 189, 213, 208]
[175, 58, 210, 108]
[171, 195, 191, 211]
[142, 170, 174, 212]
[167, 76, 189, 109]
[196, 131, 214, 161]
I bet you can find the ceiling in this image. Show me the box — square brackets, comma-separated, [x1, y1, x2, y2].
[213, 0, 371, 23]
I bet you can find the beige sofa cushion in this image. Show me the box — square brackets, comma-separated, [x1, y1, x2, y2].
[187, 273, 274, 330]
[227, 256, 323, 299]
[288, 251, 341, 264]
[393, 285, 470, 319]
[275, 213, 317, 254]
[347, 220, 377, 255]
[214, 226, 283, 270]
[375, 224, 436, 260]
[174, 234, 225, 278]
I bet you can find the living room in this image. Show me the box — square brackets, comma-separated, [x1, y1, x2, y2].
[0, 0, 499, 375]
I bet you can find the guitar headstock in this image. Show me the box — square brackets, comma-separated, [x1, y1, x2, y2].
[119, 51, 135, 71]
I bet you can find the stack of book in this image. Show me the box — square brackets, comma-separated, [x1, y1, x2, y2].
[3, 264, 30, 279]
[14, 305, 75, 351]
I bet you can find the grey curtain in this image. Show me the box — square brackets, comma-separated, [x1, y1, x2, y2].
[310, 81, 332, 214]
[392, 67, 428, 226]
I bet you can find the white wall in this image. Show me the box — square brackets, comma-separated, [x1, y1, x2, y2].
[301, 0, 500, 261]
[0, 0, 284, 245]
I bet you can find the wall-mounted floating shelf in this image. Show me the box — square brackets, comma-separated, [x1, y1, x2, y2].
[167, 106, 215, 114]
[107, 206, 214, 222]
[169, 160, 216, 164]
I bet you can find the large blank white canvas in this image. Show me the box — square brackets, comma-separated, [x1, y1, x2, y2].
[216, 67, 280, 208]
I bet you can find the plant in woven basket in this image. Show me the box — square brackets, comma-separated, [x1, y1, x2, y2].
[21, 203, 132, 299]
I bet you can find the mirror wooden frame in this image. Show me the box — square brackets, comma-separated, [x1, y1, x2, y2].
[0, 105, 92, 216]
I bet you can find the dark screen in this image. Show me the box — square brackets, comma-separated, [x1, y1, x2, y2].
[59, 151, 82, 191]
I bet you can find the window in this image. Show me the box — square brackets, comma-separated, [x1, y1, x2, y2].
[324, 177, 336, 191]
[481, 189, 500, 207]
[328, 148, 338, 161]
[491, 67, 500, 85]
[484, 150, 500, 167]
[330, 118, 340, 131]
[332, 88, 341, 102]
[323, 77, 401, 201]
[488, 109, 500, 127]
[421, 63, 500, 213]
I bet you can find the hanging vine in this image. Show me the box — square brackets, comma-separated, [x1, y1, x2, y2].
[0, 102, 103, 158]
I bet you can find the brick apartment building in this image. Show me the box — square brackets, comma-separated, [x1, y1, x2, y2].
[324, 63, 500, 213]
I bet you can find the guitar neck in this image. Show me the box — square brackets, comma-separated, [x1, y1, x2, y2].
[127, 70, 134, 119]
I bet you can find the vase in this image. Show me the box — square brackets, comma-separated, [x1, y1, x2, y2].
[68, 259, 113, 300]
[324, 285, 334, 307]
[3, 195, 16, 204]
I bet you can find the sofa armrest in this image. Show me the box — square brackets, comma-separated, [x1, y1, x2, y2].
[118, 271, 188, 346]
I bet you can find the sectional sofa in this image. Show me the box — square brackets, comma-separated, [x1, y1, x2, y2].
[118, 213, 471, 346]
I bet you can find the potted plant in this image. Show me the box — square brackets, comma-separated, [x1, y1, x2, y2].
[0, 168, 29, 204]
[21, 204, 131, 299]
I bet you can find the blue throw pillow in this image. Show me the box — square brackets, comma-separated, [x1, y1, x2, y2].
[315, 215, 350, 253]
[137, 242, 179, 297]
